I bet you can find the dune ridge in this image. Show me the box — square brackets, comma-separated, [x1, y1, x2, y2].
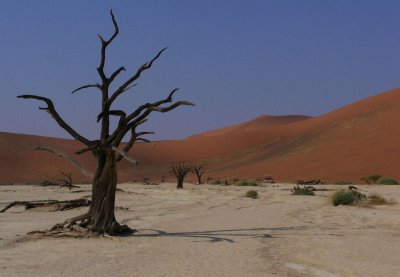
[1, 88, 400, 183]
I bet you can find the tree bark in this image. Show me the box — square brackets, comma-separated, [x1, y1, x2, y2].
[86, 148, 121, 234]
[177, 178, 184, 189]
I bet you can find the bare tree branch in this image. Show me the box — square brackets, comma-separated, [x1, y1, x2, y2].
[106, 48, 167, 107]
[75, 140, 100, 155]
[125, 88, 179, 123]
[97, 110, 126, 123]
[36, 145, 94, 178]
[149, 101, 194, 113]
[122, 83, 137, 93]
[111, 146, 138, 165]
[109, 66, 126, 84]
[116, 131, 154, 162]
[71, 83, 101, 94]
[136, 138, 152, 143]
[97, 9, 119, 82]
[17, 95, 91, 146]
[110, 89, 193, 147]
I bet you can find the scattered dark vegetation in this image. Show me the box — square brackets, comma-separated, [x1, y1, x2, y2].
[237, 181, 258, 187]
[141, 177, 159, 186]
[335, 181, 353, 185]
[263, 176, 275, 183]
[367, 194, 392, 205]
[296, 179, 324, 185]
[245, 190, 258, 199]
[292, 185, 315, 196]
[210, 179, 223, 185]
[361, 174, 382, 184]
[378, 178, 398, 185]
[361, 175, 398, 185]
[332, 190, 395, 206]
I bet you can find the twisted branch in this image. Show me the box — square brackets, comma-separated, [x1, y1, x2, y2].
[116, 131, 154, 162]
[106, 48, 167, 108]
[71, 83, 101, 94]
[111, 146, 138, 165]
[97, 9, 119, 82]
[17, 95, 91, 146]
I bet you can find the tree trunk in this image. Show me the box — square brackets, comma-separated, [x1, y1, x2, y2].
[196, 174, 202, 185]
[87, 148, 121, 234]
[177, 178, 183, 189]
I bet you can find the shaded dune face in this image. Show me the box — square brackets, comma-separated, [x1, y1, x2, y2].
[1, 88, 400, 183]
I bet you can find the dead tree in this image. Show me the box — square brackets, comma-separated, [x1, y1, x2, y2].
[58, 171, 74, 190]
[191, 164, 204, 184]
[171, 163, 192, 189]
[39, 172, 79, 190]
[18, 10, 193, 235]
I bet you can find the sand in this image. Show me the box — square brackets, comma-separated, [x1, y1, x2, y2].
[1, 183, 399, 276]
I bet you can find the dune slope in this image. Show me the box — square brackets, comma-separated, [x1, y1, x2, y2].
[1, 88, 400, 183]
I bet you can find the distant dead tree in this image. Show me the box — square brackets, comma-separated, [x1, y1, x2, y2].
[18, 10, 193, 235]
[191, 164, 204, 184]
[58, 171, 73, 190]
[39, 171, 79, 190]
[171, 163, 192, 189]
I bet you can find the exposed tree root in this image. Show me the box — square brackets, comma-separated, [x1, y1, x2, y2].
[29, 211, 138, 238]
[23, 209, 136, 239]
[0, 199, 91, 213]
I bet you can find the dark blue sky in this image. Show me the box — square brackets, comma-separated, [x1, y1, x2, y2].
[2, 1, 400, 140]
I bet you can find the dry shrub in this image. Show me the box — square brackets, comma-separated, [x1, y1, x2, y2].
[245, 190, 258, 199]
[333, 190, 396, 206]
[237, 181, 258, 187]
[292, 185, 315, 196]
[365, 193, 397, 206]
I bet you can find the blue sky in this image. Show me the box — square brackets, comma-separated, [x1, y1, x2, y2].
[1, 1, 400, 140]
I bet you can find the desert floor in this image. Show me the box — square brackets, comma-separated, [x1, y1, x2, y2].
[0, 183, 399, 276]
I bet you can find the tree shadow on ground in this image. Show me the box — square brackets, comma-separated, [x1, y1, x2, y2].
[132, 226, 313, 243]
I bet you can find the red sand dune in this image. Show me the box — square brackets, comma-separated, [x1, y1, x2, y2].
[1, 88, 400, 184]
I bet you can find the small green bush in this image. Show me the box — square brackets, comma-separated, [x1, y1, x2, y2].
[292, 186, 315, 196]
[210, 179, 223, 185]
[245, 190, 258, 199]
[332, 190, 366, 206]
[237, 181, 258, 187]
[378, 178, 398, 185]
[335, 181, 352, 185]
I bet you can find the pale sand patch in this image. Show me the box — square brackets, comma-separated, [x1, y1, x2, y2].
[0, 183, 399, 276]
